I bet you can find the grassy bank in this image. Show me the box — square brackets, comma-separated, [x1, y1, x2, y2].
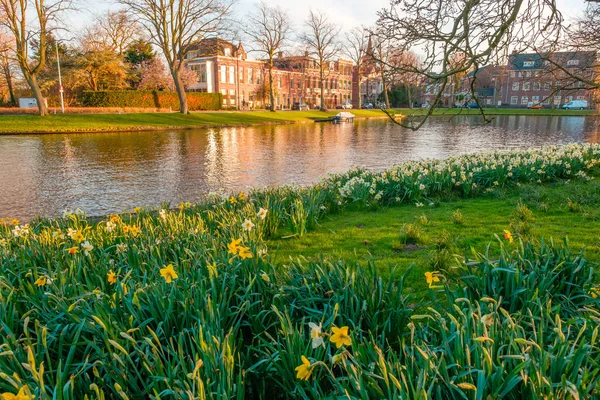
[270, 177, 600, 291]
[0, 108, 594, 134]
[0, 110, 388, 134]
[1, 144, 599, 399]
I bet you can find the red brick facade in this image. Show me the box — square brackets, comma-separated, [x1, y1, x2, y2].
[186, 38, 353, 109]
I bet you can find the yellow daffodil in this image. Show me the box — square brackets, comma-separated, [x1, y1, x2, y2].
[590, 287, 600, 299]
[228, 238, 242, 255]
[238, 192, 246, 201]
[330, 326, 352, 348]
[425, 272, 440, 287]
[239, 247, 253, 260]
[260, 272, 269, 282]
[107, 270, 117, 285]
[160, 264, 178, 283]
[129, 226, 140, 237]
[133, 207, 141, 214]
[10, 218, 20, 226]
[34, 276, 47, 287]
[72, 231, 85, 243]
[295, 356, 313, 380]
[503, 230, 514, 243]
[1, 385, 35, 400]
[229, 196, 237, 204]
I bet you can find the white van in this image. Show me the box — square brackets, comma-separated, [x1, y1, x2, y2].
[561, 100, 588, 110]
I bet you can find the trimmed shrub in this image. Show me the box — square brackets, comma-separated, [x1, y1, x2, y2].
[80, 90, 222, 111]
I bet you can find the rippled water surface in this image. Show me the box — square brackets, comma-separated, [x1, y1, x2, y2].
[1, 115, 599, 220]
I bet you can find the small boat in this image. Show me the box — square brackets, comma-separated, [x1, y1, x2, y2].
[332, 112, 355, 123]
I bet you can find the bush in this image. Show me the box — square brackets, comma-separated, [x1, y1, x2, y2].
[80, 90, 222, 111]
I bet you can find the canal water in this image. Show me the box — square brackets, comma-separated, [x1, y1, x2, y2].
[1, 115, 599, 220]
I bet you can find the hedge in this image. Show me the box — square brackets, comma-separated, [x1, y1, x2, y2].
[80, 90, 222, 111]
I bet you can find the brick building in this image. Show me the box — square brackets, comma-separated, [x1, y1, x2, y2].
[186, 38, 354, 109]
[502, 51, 597, 108]
[420, 51, 597, 108]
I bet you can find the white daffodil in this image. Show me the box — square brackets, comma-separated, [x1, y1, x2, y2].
[81, 241, 94, 256]
[242, 219, 255, 232]
[257, 208, 268, 220]
[309, 322, 325, 349]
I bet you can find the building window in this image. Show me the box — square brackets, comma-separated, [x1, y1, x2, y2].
[510, 71, 516, 78]
[523, 82, 530, 91]
[578, 80, 584, 87]
[512, 82, 519, 91]
[525, 71, 531, 78]
[239, 68, 243, 83]
[532, 95, 540, 103]
[224, 48, 231, 57]
[533, 82, 540, 91]
[247, 68, 253, 84]
[511, 96, 518, 105]
[220, 66, 226, 83]
[543, 97, 550, 105]
[523, 61, 535, 67]
[566, 95, 573, 102]
[278, 76, 282, 89]
[554, 96, 561, 104]
[567, 59, 579, 66]
[229, 67, 235, 84]
[521, 96, 528, 105]
[577, 96, 585, 100]
[544, 82, 551, 90]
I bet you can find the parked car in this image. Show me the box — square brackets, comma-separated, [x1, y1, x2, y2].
[362, 103, 374, 109]
[527, 102, 543, 109]
[292, 102, 309, 111]
[336, 103, 353, 109]
[561, 100, 588, 110]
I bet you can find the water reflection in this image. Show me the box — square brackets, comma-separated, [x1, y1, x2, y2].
[1, 115, 598, 220]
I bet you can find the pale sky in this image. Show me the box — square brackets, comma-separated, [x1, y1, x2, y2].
[70, 0, 588, 43]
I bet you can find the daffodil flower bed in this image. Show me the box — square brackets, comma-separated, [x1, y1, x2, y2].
[0, 144, 599, 398]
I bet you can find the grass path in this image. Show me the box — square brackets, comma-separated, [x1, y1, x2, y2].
[0, 108, 594, 134]
[269, 178, 600, 292]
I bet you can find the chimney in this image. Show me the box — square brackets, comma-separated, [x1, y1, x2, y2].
[278, 51, 284, 58]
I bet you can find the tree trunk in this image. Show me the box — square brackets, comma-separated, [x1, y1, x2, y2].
[268, 63, 275, 112]
[381, 72, 390, 109]
[2, 65, 16, 105]
[406, 83, 412, 108]
[172, 67, 189, 114]
[25, 73, 48, 116]
[356, 66, 362, 110]
[320, 66, 326, 111]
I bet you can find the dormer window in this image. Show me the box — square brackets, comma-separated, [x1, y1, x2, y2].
[523, 61, 534, 67]
[224, 48, 231, 57]
[567, 59, 579, 66]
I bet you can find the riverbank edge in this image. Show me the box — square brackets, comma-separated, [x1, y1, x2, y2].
[0, 109, 595, 135]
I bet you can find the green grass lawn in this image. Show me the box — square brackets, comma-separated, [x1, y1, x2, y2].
[0, 110, 388, 133]
[0, 108, 594, 133]
[269, 178, 600, 293]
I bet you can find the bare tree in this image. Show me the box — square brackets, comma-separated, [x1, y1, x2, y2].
[375, 0, 563, 130]
[343, 25, 368, 109]
[369, 34, 393, 109]
[301, 9, 341, 111]
[85, 10, 139, 56]
[0, 0, 74, 116]
[244, 1, 291, 112]
[118, 0, 234, 114]
[0, 30, 16, 105]
[388, 50, 421, 108]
